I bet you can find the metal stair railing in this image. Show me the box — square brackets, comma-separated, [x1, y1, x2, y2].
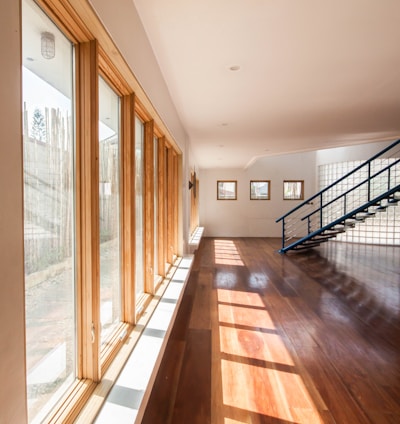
[276, 139, 400, 253]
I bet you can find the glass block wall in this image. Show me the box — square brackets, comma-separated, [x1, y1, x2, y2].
[318, 159, 400, 245]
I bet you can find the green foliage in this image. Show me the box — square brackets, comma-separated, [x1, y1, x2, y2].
[31, 108, 47, 142]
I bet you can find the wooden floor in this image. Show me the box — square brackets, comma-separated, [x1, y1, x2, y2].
[141, 237, 400, 424]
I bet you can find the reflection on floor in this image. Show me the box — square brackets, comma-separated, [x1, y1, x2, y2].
[141, 237, 400, 424]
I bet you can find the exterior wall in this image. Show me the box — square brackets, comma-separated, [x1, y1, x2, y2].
[0, 1, 28, 423]
[199, 151, 317, 237]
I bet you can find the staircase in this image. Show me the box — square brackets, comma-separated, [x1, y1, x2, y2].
[276, 139, 400, 253]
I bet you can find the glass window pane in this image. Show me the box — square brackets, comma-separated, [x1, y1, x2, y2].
[153, 136, 159, 279]
[250, 181, 270, 200]
[99, 77, 121, 345]
[217, 181, 237, 200]
[283, 180, 304, 200]
[135, 116, 145, 297]
[22, 0, 76, 421]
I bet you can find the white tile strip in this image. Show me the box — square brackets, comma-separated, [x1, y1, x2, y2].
[95, 256, 193, 424]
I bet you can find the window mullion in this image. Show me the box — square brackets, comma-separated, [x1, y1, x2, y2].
[166, 147, 176, 265]
[76, 39, 101, 383]
[157, 137, 167, 277]
[121, 93, 136, 324]
[144, 120, 155, 294]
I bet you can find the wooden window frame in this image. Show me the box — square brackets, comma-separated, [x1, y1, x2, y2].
[133, 113, 151, 318]
[152, 135, 163, 291]
[217, 180, 237, 200]
[144, 120, 155, 295]
[121, 93, 136, 325]
[97, 72, 130, 373]
[250, 180, 271, 200]
[166, 147, 176, 265]
[157, 138, 168, 277]
[283, 180, 305, 200]
[24, 0, 183, 423]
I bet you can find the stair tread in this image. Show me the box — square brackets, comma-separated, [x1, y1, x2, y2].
[293, 243, 320, 250]
[280, 166, 400, 253]
[329, 227, 346, 233]
[314, 234, 338, 239]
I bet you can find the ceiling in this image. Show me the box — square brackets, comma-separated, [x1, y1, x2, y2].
[133, 0, 400, 169]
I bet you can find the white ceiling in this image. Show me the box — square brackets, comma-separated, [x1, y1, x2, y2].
[134, 0, 400, 169]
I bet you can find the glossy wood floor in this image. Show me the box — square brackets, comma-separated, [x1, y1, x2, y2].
[141, 238, 400, 424]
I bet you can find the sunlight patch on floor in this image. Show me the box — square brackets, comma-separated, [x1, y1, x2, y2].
[218, 303, 276, 330]
[217, 289, 264, 307]
[214, 239, 244, 266]
[221, 359, 323, 423]
[218, 288, 324, 423]
[220, 326, 294, 366]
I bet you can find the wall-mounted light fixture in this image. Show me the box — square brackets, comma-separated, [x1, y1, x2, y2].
[41, 32, 55, 59]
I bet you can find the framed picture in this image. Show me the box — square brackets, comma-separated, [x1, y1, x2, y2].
[283, 180, 304, 200]
[250, 180, 270, 200]
[217, 180, 237, 200]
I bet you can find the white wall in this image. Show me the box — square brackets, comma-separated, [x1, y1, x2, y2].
[89, 0, 188, 147]
[316, 139, 395, 166]
[200, 151, 317, 237]
[199, 141, 396, 238]
[0, 1, 28, 423]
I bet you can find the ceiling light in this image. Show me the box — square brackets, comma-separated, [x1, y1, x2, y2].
[229, 65, 241, 71]
[41, 32, 55, 59]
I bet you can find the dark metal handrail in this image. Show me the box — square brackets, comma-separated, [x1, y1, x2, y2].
[277, 139, 400, 223]
[276, 139, 400, 252]
[301, 158, 400, 223]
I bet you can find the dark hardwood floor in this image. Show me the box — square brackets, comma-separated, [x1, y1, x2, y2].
[141, 237, 400, 424]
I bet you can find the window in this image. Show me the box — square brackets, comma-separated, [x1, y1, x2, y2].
[22, 0, 76, 421]
[283, 180, 304, 200]
[135, 116, 145, 300]
[20, 0, 183, 421]
[166, 147, 179, 265]
[157, 139, 168, 277]
[250, 180, 270, 200]
[99, 77, 122, 346]
[217, 180, 237, 200]
[153, 136, 159, 283]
